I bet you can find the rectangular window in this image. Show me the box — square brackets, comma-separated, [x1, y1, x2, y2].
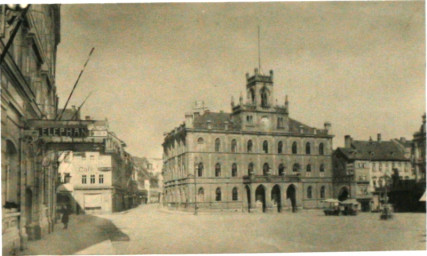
[277, 117, 284, 128]
[90, 155, 95, 161]
[99, 174, 104, 184]
[90, 175, 95, 184]
[82, 175, 87, 184]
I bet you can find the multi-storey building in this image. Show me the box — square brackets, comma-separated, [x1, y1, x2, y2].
[333, 134, 412, 212]
[52, 116, 135, 214]
[1, 4, 61, 254]
[163, 68, 334, 213]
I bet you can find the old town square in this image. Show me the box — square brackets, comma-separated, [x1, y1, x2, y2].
[1, 1, 426, 255]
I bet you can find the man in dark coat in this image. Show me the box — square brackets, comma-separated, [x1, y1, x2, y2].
[61, 205, 70, 229]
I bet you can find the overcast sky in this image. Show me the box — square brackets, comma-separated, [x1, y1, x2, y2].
[56, 1, 425, 158]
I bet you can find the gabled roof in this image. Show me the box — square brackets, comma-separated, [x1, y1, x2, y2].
[336, 140, 409, 161]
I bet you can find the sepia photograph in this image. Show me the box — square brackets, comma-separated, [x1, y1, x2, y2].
[1, 0, 426, 255]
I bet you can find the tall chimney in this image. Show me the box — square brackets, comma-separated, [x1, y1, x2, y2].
[345, 135, 352, 148]
[377, 133, 381, 142]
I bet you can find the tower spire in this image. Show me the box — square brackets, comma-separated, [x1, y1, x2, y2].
[258, 25, 261, 73]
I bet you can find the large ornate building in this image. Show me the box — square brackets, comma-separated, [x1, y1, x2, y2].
[162, 68, 334, 212]
[1, 4, 61, 255]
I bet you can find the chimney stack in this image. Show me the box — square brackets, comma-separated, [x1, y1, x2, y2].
[345, 135, 352, 148]
[185, 112, 194, 128]
[324, 122, 331, 134]
[377, 133, 381, 142]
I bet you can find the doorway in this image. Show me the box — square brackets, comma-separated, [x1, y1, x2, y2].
[255, 185, 266, 212]
[286, 184, 297, 212]
[271, 185, 282, 212]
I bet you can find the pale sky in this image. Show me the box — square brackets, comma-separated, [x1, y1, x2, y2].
[56, 1, 425, 159]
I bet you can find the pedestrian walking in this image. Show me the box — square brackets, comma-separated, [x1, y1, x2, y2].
[61, 205, 70, 229]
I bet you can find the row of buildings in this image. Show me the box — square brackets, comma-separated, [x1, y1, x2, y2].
[162, 68, 426, 213]
[1, 5, 160, 255]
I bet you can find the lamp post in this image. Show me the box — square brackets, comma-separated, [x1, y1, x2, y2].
[193, 162, 198, 215]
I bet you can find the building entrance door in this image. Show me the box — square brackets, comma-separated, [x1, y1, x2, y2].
[338, 187, 349, 201]
[286, 185, 297, 212]
[271, 185, 281, 212]
[255, 185, 266, 212]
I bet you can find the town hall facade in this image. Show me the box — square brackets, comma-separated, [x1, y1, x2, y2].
[162, 69, 334, 212]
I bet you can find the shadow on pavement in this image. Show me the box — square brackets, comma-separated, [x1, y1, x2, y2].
[22, 214, 129, 255]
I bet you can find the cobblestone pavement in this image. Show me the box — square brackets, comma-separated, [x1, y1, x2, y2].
[23, 204, 426, 254]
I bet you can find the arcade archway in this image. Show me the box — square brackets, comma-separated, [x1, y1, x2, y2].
[271, 185, 282, 212]
[255, 185, 266, 212]
[286, 184, 297, 212]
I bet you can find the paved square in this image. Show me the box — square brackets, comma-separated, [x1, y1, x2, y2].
[24, 205, 426, 255]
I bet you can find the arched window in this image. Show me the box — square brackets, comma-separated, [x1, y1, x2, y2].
[319, 143, 324, 155]
[198, 187, 204, 202]
[232, 187, 238, 201]
[305, 142, 311, 155]
[320, 186, 325, 199]
[215, 163, 221, 177]
[278, 164, 285, 176]
[248, 162, 254, 175]
[249, 88, 255, 103]
[197, 137, 204, 150]
[215, 187, 222, 201]
[231, 139, 237, 153]
[263, 140, 268, 153]
[198, 162, 203, 177]
[247, 140, 253, 153]
[232, 163, 237, 177]
[320, 164, 325, 172]
[263, 163, 270, 175]
[292, 142, 298, 154]
[260, 87, 269, 107]
[306, 164, 311, 172]
[307, 186, 312, 199]
[278, 141, 283, 154]
[215, 138, 221, 152]
[293, 163, 300, 172]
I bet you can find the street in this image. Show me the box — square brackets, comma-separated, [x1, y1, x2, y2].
[23, 204, 426, 254]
